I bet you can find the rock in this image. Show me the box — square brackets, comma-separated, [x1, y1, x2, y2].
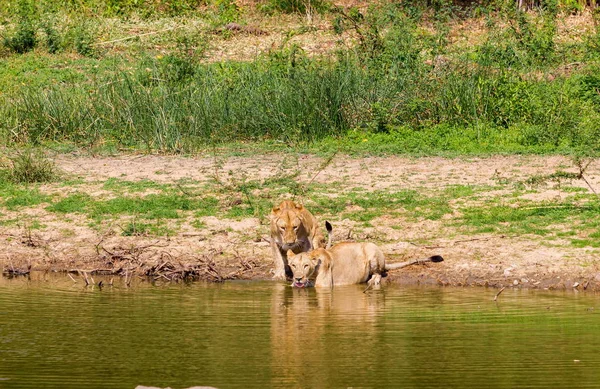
[503, 266, 515, 277]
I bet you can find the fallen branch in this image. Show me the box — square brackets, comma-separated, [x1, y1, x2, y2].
[493, 286, 506, 302]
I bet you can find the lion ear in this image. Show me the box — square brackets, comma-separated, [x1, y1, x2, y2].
[286, 249, 295, 258]
[294, 202, 304, 210]
[272, 205, 280, 213]
[309, 253, 321, 266]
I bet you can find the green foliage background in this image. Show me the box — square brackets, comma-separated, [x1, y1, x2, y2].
[2, 0, 600, 156]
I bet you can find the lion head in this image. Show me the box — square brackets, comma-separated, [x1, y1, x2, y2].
[271, 201, 310, 251]
[287, 250, 322, 288]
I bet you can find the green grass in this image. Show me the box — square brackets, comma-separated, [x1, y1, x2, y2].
[5, 56, 599, 155]
[46, 193, 91, 213]
[121, 219, 174, 237]
[2, 2, 600, 155]
[0, 181, 51, 210]
[457, 201, 600, 238]
[44, 187, 222, 223]
[102, 178, 170, 193]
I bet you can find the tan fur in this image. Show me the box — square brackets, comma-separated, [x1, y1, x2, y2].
[288, 242, 442, 289]
[270, 200, 325, 280]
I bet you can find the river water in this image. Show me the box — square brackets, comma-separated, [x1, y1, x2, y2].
[1, 273, 599, 389]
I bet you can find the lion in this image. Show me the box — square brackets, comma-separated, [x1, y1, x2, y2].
[270, 200, 332, 280]
[287, 242, 443, 289]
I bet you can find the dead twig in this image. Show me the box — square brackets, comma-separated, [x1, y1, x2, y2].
[92, 27, 179, 46]
[78, 270, 90, 286]
[493, 287, 506, 302]
[307, 151, 338, 187]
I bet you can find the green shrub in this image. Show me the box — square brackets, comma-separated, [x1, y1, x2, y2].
[72, 22, 95, 57]
[42, 18, 62, 54]
[477, 3, 558, 68]
[3, 20, 37, 53]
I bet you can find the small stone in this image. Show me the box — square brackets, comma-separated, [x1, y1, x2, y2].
[513, 279, 519, 286]
[573, 282, 580, 288]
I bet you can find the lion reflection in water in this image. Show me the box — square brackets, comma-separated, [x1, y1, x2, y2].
[269, 283, 386, 387]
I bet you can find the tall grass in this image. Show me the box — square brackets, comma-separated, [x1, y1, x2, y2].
[2, 48, 600, 154]
[2, 2, 600, 155]
[2, 52, 363, 151]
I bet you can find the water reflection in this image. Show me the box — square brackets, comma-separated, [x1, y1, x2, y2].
[270, 284, 386, 387]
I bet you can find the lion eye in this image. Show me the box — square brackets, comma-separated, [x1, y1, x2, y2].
[304, 264, 309, 269]
[293, 226, 299, 230]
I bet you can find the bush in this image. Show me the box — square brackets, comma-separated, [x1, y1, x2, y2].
[72, 22, 95, 57]
[3, 20, 37, 53]
[42, 18, 62, 54]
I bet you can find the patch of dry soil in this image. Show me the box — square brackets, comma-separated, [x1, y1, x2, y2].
[2, 153, 600, 291]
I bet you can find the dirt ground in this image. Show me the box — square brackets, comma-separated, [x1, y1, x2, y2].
[2, 153, 600, 291]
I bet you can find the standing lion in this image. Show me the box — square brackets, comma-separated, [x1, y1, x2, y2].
[270, 200, 326, 280]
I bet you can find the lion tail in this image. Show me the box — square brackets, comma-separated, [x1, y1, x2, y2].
[385, 255, 444, 271]
[325, 221, 333, 249]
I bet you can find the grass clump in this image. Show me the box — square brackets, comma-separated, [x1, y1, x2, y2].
[0, 149, 59, 184]
[121, 218, 173, 236]
[41, 18, 62, 54]
[71, 21, 95, 57]
[264, 0, 330, 14]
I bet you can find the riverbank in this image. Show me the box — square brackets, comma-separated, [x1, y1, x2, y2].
[2, 152, 599, 290]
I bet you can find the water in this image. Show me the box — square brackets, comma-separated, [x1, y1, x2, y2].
[1, 273, 599, 389]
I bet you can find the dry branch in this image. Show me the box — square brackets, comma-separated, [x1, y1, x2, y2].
[493, 287, 506, 302]
[92, 27, 179, 46]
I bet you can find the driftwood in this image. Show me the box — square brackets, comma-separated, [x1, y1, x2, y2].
[79, 239, 261, 283]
